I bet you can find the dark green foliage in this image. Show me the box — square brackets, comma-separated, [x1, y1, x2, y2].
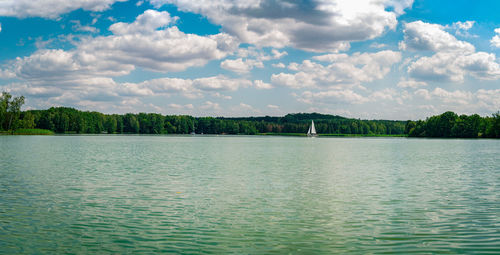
[5, 96, 497, 138]
[12, 129, 54, 135]
[0, 92, 25, 131]
[15, 107, 408, 135]
[407, 111, 500, 138]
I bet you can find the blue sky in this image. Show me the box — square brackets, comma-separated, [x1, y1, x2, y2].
[0, 0, 499, 119]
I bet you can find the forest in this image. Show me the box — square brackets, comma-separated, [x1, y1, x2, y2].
[405, 111, 500, 138]
[1, 92, 499, 137]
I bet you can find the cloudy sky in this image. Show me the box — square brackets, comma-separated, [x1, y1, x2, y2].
[0, 0, 499, 119]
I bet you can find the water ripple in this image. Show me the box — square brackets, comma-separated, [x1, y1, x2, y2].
[0, 136, 498, 254]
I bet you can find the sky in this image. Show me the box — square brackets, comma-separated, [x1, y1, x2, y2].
[0, 0, 499, 120]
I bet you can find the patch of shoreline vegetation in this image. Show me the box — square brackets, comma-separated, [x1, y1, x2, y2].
[1, 92, 499, 138]
[13, 129, 54, 135]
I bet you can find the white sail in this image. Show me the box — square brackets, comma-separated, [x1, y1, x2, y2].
[310, 120, 316, 134]
[307, 120, 317, 137]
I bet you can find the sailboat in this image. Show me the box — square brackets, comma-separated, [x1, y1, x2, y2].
[307, 120, 317, 137]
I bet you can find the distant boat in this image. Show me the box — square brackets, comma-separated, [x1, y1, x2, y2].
[307, 120, 317, 137]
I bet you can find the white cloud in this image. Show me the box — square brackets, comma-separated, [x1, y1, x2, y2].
[397, 78, 427, 88]
[0, 69, 15, 79]
[451, 21, 477, 38]
[412, 87, 500, 112]
[272, 50, 401, 89]
[0, 10, 240, 98]
[253, 80, 273, 90]
[402, 21, 500, 83]
[228, 102, 261, 116]
[200, 101, 220, 110]
[109, 10, 176, 35]
[408, 52, 500, 83]
[369, 88, 397, 101]
[149, 0, 413, 52]
[400, 21, 475, 53]
[0, 23, 2, 33]
[1, 72, 255, 112]
[272, 62, 286, 68]
[193, 75, 252, 91]
[370, 42, 387, 49]
[476, 89, 500, 110]
[220, 58, 263, 73]
[70, 20, 99, 33]
[414, 88, 431, 100]
[267, 104, 279, 109]
[297, 90, 368, 105]
[491, 28, 500, 48]
[168, 103, 194, 109]
[79, 10, 238, 73]
[211, 92, 232, 100]
[222, 47, 287, 73]
[0, 0, 126, 19]
[271, 49, 287, 59]
[452, 21, 475, 31]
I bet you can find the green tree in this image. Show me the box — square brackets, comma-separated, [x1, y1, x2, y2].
[0, 92, 25, 131]
[105, 115, 118, 134]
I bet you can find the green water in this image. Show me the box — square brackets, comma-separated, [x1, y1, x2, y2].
[1, 136, 499, 254]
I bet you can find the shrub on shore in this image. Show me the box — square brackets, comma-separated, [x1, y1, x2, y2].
[12, 129, 54, 135]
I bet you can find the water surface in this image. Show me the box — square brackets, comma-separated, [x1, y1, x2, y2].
[1, 136, 499, 253]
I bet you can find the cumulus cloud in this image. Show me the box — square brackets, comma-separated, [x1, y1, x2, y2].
[0, 0, 126, 19]
[413, 87, 500, 111]
[231, 102, 260, 115]
[253, 80, 273, 90]
[296, 90, 368, 105]
[408, 51, 500, 83]
[70, 20, 99, 33]
[200, 101, 220, 110]
[168, 103, 194, 109]
[220, 58, 263, 73]
[452, 21, 475, 31]
[491, 28, 500, 48]
[272, 62, 286, 68]
[272, 50, 401, 89]
[0, 10, 241, 104]
[450, 21, 477, 38]
[1, 74, 256, 112]
[397, 79, 427, 88]
[109, 9, 176, 35]
[193, 75, 252, 91]
[78, 10, 238, 73]
[370, 42, 387, 49]
[402, 21, 500, 83]
[149, 0, 413, 52]
[221, 47, 287, 73]
[400, 21, 475, 52]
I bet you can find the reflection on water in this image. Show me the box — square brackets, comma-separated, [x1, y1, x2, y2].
[0, 136, 499, 253]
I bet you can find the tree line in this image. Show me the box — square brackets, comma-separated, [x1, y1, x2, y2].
[1, 92, 499, 137]
[405, 111, 500, 138]
[11, 107, 406, 135]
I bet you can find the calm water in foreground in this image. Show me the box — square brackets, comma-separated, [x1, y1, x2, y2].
[0, 135, 499, 254]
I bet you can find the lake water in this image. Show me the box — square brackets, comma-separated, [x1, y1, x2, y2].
[0, 135, 499, 254]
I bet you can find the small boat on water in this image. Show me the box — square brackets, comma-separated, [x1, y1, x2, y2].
[307, 120, 317, 137]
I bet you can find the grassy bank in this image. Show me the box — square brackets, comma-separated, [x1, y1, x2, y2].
[319, 133, 407, 137]
[258, 132, 407, 137]
[258, 133, 306, 136]
[11, 129, 54, 135]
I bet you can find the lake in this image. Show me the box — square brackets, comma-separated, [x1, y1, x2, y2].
[0, 135, 499, 253]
